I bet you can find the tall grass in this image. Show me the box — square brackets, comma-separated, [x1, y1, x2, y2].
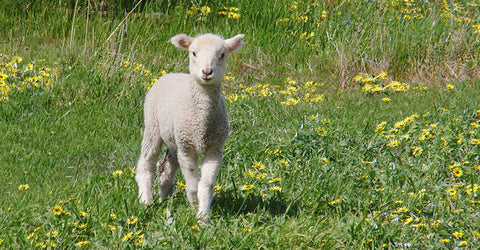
[1, 0, 480, 248]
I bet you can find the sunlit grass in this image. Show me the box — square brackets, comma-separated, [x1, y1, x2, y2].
[1, 0, 480, 248]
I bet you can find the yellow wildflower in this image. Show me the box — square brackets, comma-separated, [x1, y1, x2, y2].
[18, 184, 30, 191]
[453, 231, 464, 238]
[269, 186, 282, 192]
[75, 240, 88, 247]
[177, 182, 186, 189]
[190, 224, 199, 232]
[448, 188, 457, 196]
[128, 216, 138, 224]
[386, 140, 399, 147]
[452, 167, 463, 177]
[123, 232, 133, 242]
[458, 241, 468, 247]
[53, 205, 65, 215]
[200, 6, 211, 14]
[268, 178, 281, 183]
[112, 170, 123, 177]
[241, 184, 254, 190]
[253, 162, 265, 170]
[328, 199, 341, 205]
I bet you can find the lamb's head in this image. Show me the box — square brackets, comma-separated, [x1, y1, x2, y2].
[171, 33, 245, 85]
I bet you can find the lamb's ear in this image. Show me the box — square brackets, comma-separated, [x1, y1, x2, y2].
[225, 34, 246, 53]
[170, 34, 194, 51]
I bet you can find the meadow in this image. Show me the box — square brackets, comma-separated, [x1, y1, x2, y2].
[1, 0, 480, 248]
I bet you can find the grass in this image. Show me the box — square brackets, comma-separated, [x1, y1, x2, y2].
[1, 0, 480, 248]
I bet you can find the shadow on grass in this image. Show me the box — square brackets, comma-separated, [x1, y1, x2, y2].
[212, 189, 299, 218]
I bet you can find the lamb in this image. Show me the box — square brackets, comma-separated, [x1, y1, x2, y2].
[135, 33, 245, 225]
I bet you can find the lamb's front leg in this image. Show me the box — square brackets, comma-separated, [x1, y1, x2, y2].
[135, 129, 163, 204]
[177, 150, 200, 206]
[197, 151, 222, 226]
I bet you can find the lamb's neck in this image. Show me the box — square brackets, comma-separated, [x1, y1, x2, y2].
[190, 82, 223, 106]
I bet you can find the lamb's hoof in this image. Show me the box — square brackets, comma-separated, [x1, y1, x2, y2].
[198, 218, 209, 227]
[139, 197, 152, 205]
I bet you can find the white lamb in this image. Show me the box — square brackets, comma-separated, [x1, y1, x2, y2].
[135, 33, 245, 225]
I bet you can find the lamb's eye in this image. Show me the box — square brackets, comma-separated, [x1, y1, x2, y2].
[192, 52, 197, 57]
[220, 53, 225, 59]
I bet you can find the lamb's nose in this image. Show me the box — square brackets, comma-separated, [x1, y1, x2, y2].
[202, 69, 213, 76]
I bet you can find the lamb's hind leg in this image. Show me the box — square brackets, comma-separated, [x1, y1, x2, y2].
[157, 149, 180, 201]
[135, 128, 163, 204]
[177, 149, 200, 206]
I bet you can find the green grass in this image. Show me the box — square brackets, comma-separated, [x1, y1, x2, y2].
[1, 0, 480, 248]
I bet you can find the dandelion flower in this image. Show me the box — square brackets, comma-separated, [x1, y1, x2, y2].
[321, 10, 328, 18]
[458, 241, 468, 247]
[316, 127, 327, 136]
[128, 216, 138, 224]
[36, 242, 46, 248]
[190, 225, 199, 232]
[375, 121, 386, 132]
[123, 232, 133, 242]
[375, 72, 388, 79]
[253, 162, 265, 170]
[121, 61, 130, 69]
[227, 12, 240, 19]
[404, 217, 413, 224]
[269, 186, 282, 192]
[112, 170, 123, 177]
[397, 207, 408, 213]
[386, 140, 399, 147]
[200, 6, 211, 14]
[133, 64, 143, 72]
[321, 158, 329, 164]
[75, 240, 88, 247]
[18, 184, 30, 191]
[53, 205, 65, 215]
[448, 188, 457, 196]
[177, 182, 186, 189]
[110, 213, 117, 219]
[214, 185, 221, 191]
[79, 211, 87, 217]
[453, 231, 464, 238]
[12, 56, 22, 63]
[241, 184, 254, 190]
[439, 239, 450, 243]
[446, 84, 454, 90]
[382, 97, 391, 103]
[412, 146, 422, 157]
[452, 167, 463, 177]
[431, 219, 441, 226]
[268, 178, 281, 183]
[281, 98, 299, 105]
[107, 225, 116, 231]
[257, 173, 267, 179]
[328, 199, 341, 205]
